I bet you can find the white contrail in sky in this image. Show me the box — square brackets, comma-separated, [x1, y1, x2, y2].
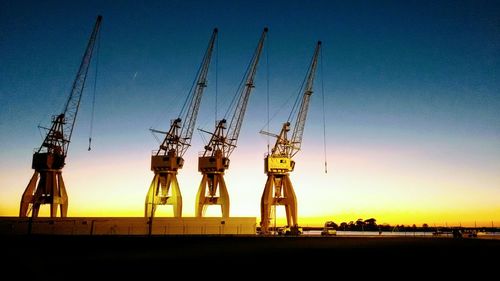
[133, 72, 138, 80]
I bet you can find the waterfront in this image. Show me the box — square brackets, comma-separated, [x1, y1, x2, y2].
[303, 230, 500, 239]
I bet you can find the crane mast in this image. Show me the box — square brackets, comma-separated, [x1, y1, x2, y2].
[196, 28, 268, 218]
[145, 29, 217, 218]
[19, 15, 102, 218]
[260, 41, 321, 234]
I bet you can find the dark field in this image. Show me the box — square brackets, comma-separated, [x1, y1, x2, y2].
[3, 235, 499, 274]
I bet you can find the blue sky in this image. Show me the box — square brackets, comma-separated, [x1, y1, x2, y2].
[1, 0, 499, 225]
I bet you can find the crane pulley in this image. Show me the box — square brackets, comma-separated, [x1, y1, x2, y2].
[20, 15, 103, 218]
[145, 28, 218, 219]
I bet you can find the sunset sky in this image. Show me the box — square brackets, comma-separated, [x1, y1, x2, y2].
[1, 0, 499, 227]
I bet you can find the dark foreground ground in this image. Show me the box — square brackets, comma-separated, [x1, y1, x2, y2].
[3, 235, 499, 275]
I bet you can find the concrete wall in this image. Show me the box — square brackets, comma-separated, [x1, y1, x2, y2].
[0, 217, 256, 235]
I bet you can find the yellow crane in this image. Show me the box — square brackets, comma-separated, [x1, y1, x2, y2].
[196, 28, 268, 218]
[19, 16, 102, 218]
[260, 41, 322, 234]
[145, 29, 218, 218]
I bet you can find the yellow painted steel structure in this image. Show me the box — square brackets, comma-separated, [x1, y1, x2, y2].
[260, 41, 321, 234]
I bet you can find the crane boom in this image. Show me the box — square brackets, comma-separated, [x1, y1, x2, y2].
[179, 28, 218, 156]
[155, 28, 217, 157]
[289, 41, 321, 157]
[38, 15, 102, 157]
[224, 27, 268, 157]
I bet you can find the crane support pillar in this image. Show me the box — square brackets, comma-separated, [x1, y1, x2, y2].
[195, 172, 229, 218]
[20, 169, 68, 217]
[196, 149, 230, 217]
[145, 149, 184, 218]
[145, 142, 185, 218]
[145, 170, 182, 218]
[260, 172, 297, 234]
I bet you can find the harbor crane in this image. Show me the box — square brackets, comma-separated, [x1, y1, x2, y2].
[196, 28, 268, 218]
[260, 41, 321, 234]
[145, 29, 218, 218]
[19, 16, 103, 217]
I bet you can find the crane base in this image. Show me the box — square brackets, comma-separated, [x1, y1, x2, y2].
[260, 173, 298, 234]
[20, 169, 68, 218]
[145, 171, 182, 218]
[195, 172, 229, 218]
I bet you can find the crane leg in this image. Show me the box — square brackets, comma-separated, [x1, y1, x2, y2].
[145, 171, 182, 218]
[196, 172, 229, 218]
[58, 173, 68, 217]
[260, 173, 299, 234]
[195, 174, 208, 217]
[20, 170, 68, 218]
[167, 173, 182, 217]
[260, 175, 274, 234]
[50, 202, 58, 218]
[145, 174, 159, 218]
[20, 172, 39, 217]
[283, 175, 298, 227]
[32, 203, 41, 217]
[50, 172, 58, 217]
[30, 171, 48, 217]
[216, 174, 229, 218]
[35, 171, 51, 216]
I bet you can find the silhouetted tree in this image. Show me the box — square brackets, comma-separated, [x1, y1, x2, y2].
[348, 221, 355, 230]
[364, 218, 378, 231]
[364, 218, 376, 224]
[356, 219, 365, 231]
[325, 221, 338, 230]
[380, 223, 392, 231]
[333, 218, 448, 232]
[340, 222, 348, 231]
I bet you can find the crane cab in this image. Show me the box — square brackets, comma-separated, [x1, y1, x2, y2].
[151, 150, 184, 171]
[265, 156, 294, 173]
[32, 152, 66, 170]
[198, 149, 229, 172]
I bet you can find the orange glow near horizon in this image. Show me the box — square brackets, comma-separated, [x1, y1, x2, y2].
[1, 142, 499, 228]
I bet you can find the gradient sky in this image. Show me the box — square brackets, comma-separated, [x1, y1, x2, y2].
[1, 0, 499, 227]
